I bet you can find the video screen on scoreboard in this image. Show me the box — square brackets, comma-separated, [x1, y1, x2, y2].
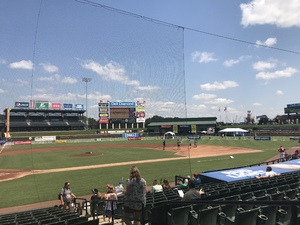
[110, 108, 130, 119]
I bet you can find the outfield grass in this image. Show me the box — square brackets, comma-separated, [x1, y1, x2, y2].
[0, 137, 297, 209]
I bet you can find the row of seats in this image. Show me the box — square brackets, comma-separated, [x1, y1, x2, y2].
[0, 206, 97, 225]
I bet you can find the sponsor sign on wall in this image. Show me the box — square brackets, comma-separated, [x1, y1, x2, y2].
[51, 103, 61, 109]
[75, 104, 84, 110]
[109, 102, 136, 107]
[63, 103, 73, 109]
[99, 113, 109, 117]
[15, 102, 30, 108]
[122, 133, 139, 138]
[99, 108, 108, 113]
[99, 118, 109, 124]
[35, 102, 49, 109]
[136, 118, 146, 123]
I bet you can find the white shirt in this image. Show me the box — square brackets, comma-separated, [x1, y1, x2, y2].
[265, 171, 277, 177]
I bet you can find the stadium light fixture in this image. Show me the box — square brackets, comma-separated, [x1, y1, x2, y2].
[82, 77, 92, 129]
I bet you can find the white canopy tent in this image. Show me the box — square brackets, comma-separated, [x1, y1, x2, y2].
[218, 128, 249, 136]
[163, 131, 176, 139]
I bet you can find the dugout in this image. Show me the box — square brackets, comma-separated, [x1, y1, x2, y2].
[147, 117, 217, 135]
[3, 108, 85, 132]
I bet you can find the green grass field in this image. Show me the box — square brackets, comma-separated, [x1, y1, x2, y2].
[0, 136, 298, 209]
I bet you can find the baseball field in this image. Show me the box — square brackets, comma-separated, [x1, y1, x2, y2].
[0, 135, 298, 211]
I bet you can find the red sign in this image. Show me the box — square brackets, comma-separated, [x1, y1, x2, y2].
[14, 141, 32, 145]
[51, 103, 61, 109]
[128, 137, 142, 140]
[161, 125, 172, 128]
[99, 118, 109, 124]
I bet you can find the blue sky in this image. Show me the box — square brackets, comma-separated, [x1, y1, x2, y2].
[1, 0, 300, 123]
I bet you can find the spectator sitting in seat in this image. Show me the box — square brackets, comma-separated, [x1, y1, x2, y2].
[182, 180, 205, 201]
[193, 172, 201, 184]
[162, 178, 171, 190]
[291, 150, 300, 160]
[181, 178, 189, 188]
[152, 179, 163, 193]
[256, 166, 280, 179]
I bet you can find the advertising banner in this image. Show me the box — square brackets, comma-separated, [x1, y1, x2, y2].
[173, 125, 178, 134]
[99, 118, 109, 124]
[35, 102, 49, 109]
[75, 104, 84, 110]
[99, 113, 109, 117]
[63, 103, 73, 109]
[122, 133, 139, 138]
[15, 102, 30, 108]
[191, 124, 197, 133]
[109, 102, 136, 107]
[51, 103, 61, 109]
[136, 118, 146, 123]
[99, 108, 108, 113]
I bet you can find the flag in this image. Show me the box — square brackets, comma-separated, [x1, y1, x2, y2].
[218, 107, 220, 112]
[224, 107, 227, 111]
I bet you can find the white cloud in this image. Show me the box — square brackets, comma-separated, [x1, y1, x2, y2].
[276, 90, 283, 95]
[240, 0, 300, 27]
[192, 93, 216, 100]
[223, 56, 249, 67]
[38, 75, 59, 81]
[253, 60, 276, 71]
[40, 63, 59, 73]
[136, 85, 160, 91]
[253, 102, 262, 106]
[256, 67, 298, 80]
[82, 60, 140, 86]
[0, 88, 5, 93]
[16, 79, 29, 85]
[191, 51, 217, 63]
[35, 87, 54, 93]
[9, 60, 34, 70]
[200, 81, 239, 91]
[61, 77, 77, 84]
[256, 37, 277, 47]
[204, 98, 234, 105]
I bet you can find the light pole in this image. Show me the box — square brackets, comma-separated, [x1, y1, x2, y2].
[82, 77, 92, 129]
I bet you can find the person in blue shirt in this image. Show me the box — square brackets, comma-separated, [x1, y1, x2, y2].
[193, 172, 201, 184]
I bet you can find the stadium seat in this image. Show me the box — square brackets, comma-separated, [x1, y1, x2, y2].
[270, 192, 284, 201]
[259, 205, 279, 225]
[74, 218, 99, 225]
[190, 205, 225, 225]
[223, 207, 260, 225]
[167, 205, 191, 225]
[284, 188, 298, 200]
[67, 216, 88, 225]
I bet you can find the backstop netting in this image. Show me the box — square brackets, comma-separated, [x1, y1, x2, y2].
[0, 0, 186, 210]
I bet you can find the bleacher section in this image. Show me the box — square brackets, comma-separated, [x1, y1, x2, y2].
[0, 206, 97, 225]
[6, 109, 85, 132]
[3, 160, 300, 225]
